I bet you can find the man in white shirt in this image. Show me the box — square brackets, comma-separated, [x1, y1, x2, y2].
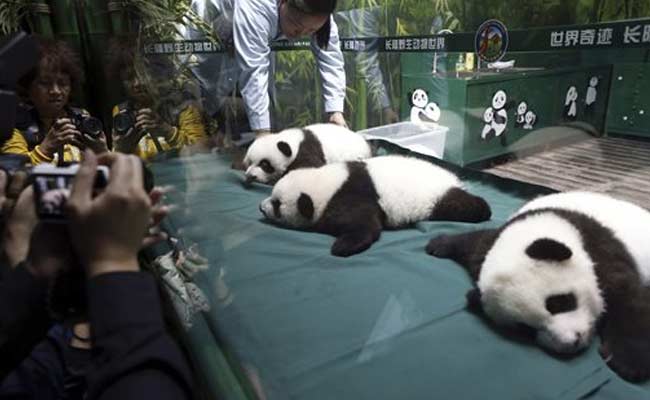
[181, 0, 347, 137]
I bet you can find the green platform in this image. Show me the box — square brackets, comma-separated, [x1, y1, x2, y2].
[401, 61, 612, 166]
[607, 63, 650, 138]
[147, 146, 650, 400]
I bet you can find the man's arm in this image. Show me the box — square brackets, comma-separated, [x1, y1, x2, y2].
[311, 17, 346, 116]
[0, 262, 50, 380]
[233, 1, 275, 131]
[85, 272, 192, 400]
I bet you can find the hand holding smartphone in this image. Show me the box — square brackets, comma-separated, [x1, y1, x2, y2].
[32, 163, 109, 222]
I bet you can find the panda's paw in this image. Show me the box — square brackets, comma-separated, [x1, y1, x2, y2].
[601, 343, 650, 382]
[600, 324, 650, 382]
[425, 235, 455, 258]
[331, 231, 379, 257]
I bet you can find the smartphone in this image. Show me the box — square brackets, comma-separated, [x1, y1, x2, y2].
[32, 163, 109, 222]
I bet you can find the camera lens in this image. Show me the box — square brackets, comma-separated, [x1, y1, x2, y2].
[81, 116, 103, 137]
[113, 111, 135, 136]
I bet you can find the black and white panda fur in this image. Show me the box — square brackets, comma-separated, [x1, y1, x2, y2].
[260, 155, 492, 257]
[425, 191, 650, 382]
[243, 123, 371, 184]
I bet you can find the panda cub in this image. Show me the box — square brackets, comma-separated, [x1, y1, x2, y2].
[260, 155, 492, 257]
[243, 123, 371, 184]
[425, 191, 650, 382]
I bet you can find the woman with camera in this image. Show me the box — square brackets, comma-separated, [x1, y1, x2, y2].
[108, 40, 207, 162]
[1, 37, 108, 165]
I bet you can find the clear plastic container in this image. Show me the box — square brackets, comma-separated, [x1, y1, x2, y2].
[359, 121, 448, 159]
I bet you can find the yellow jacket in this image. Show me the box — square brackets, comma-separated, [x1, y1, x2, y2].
[112, 103, 207, 162]
[2, 130, 82, 165]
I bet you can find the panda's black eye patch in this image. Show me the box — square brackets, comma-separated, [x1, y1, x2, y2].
[259, 159, 275, 174]
[545, 293, 577, 315]
[272, 199, 281, 218]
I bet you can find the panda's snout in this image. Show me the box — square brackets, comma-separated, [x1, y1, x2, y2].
[260, 198, 273, 219]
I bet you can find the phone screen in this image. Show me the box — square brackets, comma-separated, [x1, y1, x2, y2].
[33, 173, 74, 221]
[32, 166, 109, 222]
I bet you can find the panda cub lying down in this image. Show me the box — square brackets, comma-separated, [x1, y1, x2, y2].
[260, 155, 492, 257]
[426, 191, 650, 382]
[243, 123, 371, 184]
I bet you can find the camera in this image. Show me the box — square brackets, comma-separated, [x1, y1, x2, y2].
[32, 163, 109, 222]
[68, 108, 104, 138]
[113, 108, 136, 136]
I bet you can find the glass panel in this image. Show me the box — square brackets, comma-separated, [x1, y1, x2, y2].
[2, 1, 650, 399]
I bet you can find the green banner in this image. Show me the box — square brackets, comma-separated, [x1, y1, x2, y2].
[143, 17, 650, 55]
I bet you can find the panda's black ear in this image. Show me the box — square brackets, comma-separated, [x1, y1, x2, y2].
[466, 287, 483, 312]
[297, 193, 314, 220]
[526, 238, 572, 262]
[407, 91, 413, 106]
[277, 141, 292, 158]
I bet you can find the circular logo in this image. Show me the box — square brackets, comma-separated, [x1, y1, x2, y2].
[475, 19, 508, 63]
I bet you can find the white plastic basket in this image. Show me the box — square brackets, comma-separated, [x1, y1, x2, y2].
[359, 121, 448, 159]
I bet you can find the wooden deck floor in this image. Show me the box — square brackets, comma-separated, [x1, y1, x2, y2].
[484, 136, 650, 208]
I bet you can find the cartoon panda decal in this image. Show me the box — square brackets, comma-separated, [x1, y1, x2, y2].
[523, 110, 537, 130]
[515, 101, 527, 128]
[585, 76, 599, 115]
[564, 86, 578, 120]
[481, 107, 496, 140]
[481, 90, 508, 141]
[409, 88, 441, 125]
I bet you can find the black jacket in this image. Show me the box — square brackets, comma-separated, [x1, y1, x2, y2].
[0, 266, 192, 400]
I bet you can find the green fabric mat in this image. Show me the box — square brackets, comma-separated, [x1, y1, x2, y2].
[148, 144, 650, 400]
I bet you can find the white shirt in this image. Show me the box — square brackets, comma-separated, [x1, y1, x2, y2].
[181, 0, 346, 130]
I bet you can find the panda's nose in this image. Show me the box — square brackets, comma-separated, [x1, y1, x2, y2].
[259, 203, 267, 217]
[573, 332, 584, 348]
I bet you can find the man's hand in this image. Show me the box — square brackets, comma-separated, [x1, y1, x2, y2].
[3, 186, 38, 268]
[67, 151, 152, 277]
[383, 107, 399, 124]
[25, 223, 75, 280]
[327, 111, 348, 128]
[142, 186, 173, 248]
[253, 129, 272, 138]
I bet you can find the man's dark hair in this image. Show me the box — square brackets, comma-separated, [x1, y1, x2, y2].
[290, 0, 338, 49]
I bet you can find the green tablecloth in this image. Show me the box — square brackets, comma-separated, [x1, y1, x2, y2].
[149, 144, 650, 400]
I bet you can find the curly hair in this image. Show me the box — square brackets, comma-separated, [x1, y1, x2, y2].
[105, 36, 138, 81]
[106, 36, 175, 81]
[18, 36, 84, 91]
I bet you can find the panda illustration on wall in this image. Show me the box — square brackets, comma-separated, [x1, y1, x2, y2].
[491, 90, 508, 137]
[425, 191, 650, 382]
[585, 76, 599, 114]
[515, 101, 528, 128]
[243, 123, 371, 184]
[564, 86, 578, 119]
[481, 90, 508, 141]
[409, 89, 441, 124]
[523, 110, 537, 130]
[260, 155, 492, 257]
[481, 107, 496, 139]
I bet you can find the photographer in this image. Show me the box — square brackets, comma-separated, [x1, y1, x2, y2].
[0, 152, 191, 399]
[107, 40, 207, 162]
[1, 37, 108, 165]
